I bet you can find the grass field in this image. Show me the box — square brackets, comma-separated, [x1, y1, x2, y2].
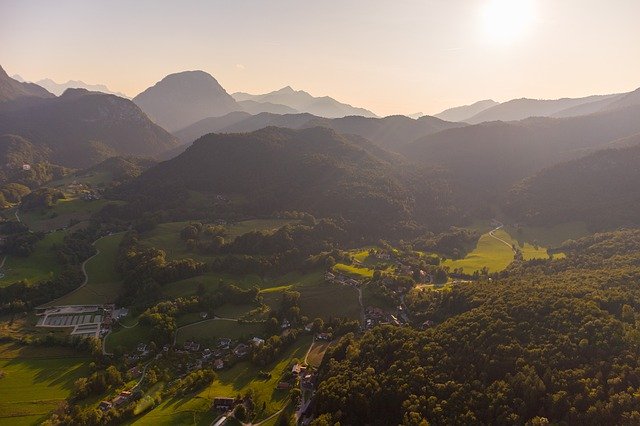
[306, 340, 331, 367]
[443, 227, 561, 274]
[139, 219, 298, 261]
[0, 230, 66, 287]
[0, 343, 90, 425]
[176, 320, 265, 345]
[443, 229, 516, 274]
[333, 263, 375, 278]
[105, 324, 152, 352]
[46, 233, 125, 306]
[162, 272, 265, 299]
[130, 336, 312, 425]
[506, 221, 589, 248]
[20, 198, 120, 233]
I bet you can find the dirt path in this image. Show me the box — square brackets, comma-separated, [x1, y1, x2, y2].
[488, 222, 516, 253]
[37, 234, 108, 308]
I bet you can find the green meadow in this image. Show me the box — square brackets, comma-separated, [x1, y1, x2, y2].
[47, 233, 125, 306]
[0, 344, 90, 425]
[20, 198, 121, 233]
[139, 219, 299, 261]
[0, 230, 66, 287]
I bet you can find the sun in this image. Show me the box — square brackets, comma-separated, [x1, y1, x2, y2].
[482, 0, 536, 44]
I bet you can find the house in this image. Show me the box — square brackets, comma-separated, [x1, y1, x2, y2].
[304, 323, 314, 332]
[281, 319, 291, 329]
[218, 338, 231, 350]
[213, 397, 235, 411]
[277, 382, 291, 390]
[136, 343, 147, 353]
[112, 390, 132, 406]
[163, 344, 170, 352]
[184, 341, 201, 352]
[250, 337, 265, 347]
[202, 348, 213, 360]
[291, 363, 304, 375]
[200, 312, 208, 319]
[98, 400, 113, 411]
[324, 271, 336, 282]
[233, 343, 250, 358]
[316, 332, 331, 341]
[301, 372, 315, 390]
[214, 359, 224, 370]
[128, 366, 142, 378]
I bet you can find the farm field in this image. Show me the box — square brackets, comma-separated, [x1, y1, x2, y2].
[443, 227, 558, 274]
[175, 319, 265, 345]
[130, 336, 312, 425]
[105, 324, 152, 353]
[505, 221, 589, 248]
[20, 198, 120, 232]
[443, 229, 516, 274]
[0, 230, 66, 287]
[46, 233, 125, 306]
[139, 219, 299, 261]
[0, 343, 90, 425]
[162, 272, 265, 299]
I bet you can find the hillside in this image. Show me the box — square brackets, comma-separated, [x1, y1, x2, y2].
[121, 127, 413, 226]
[434, 99, 498, 122]
[133, 70, 240, 131]
[174, 111, 464, 150]
[403, 105, 640, 192]
[0, 65, 53, 104]
[33, 78, 128, 97]
[0, 88, 178, 168]
[504, 143, 640, 229]
[233, 86, 377, 118]
[465, 94, 621, 123]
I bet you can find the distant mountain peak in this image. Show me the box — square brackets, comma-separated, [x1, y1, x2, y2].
[133, 70, 240, 131]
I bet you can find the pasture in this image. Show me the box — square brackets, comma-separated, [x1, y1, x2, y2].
[139, 219, 299, 260]
[20, 198, 119, 233]
[176, 319, 264, 345]
[0, 343, 89, 425]
[0, 230, 66, 287]
[46, 233, 125, 306]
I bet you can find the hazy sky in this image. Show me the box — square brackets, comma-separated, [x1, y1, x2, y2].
[2, 0, 639, 116]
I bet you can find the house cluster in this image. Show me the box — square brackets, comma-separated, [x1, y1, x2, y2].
[276, 363, 316, 392]
[134, 335, 268, 375]
[81, 190, 101, 201]
[324, 271, 360, 287]
[364, 306, 405, 329]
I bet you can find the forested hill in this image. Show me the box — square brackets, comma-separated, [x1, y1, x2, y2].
[402, 104, 640, 192]
[120, 126, 416, 228]
[313, 228, 640, 425]
[504, 142, 640, 229]
[0, 88, 178, 168]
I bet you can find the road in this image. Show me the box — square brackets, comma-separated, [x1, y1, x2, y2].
[488, 222, 516, 253]
[36, 234, 109, 308]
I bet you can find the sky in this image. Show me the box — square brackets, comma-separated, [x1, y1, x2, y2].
[1, 0, 640, 116]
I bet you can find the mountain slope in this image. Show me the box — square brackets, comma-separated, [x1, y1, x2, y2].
[133, 70, 240, 132]
[0, 65, 53, 104]
[434, 99, 498, 122]
[233, 86, 377, 118]
[505, 143, 640, 229]
[33, 78, 128, 97]
[0, 89, 178, 168]
[174, 111, 464, 150]
[403, 105, 640, 191]
[465, 94, 622, 123]
[122, 127, 412, 225]
[236, 99, 298, 115]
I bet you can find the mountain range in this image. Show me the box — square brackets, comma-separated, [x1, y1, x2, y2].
[12, 74, 128, 98]
[0, 66, 53, 105]
[233, 86, 378, 118]
[435, 90, 638, 123]
[174, 111, 464, 151]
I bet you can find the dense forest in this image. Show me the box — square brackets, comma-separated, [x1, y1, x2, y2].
[312, 229, 640, 425]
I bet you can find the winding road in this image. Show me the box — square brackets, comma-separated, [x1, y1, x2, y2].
[488, 222, 517, 254]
